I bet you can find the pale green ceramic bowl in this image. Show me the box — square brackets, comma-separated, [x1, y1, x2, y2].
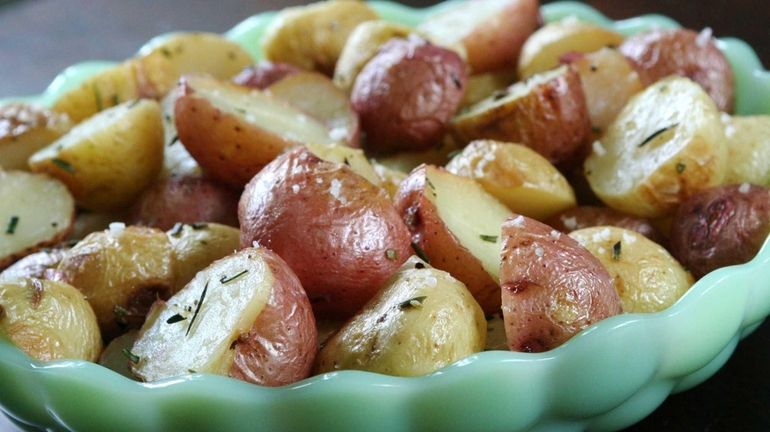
[2, 2, 770, 431]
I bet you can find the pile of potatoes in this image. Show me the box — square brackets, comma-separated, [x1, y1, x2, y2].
[2, 0, 770, 386]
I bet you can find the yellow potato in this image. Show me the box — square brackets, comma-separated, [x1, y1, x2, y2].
[98, 330, 138, 379]
[371, 161, 407, 198]
[305, 142, 381, 187]
[316, 257, 486, 376]
[722, 115, 770, 186]
[29, 99, 164, 212]
[585, 77, 728, 218]
[446, 140, 576, 220]
[570, 227, 693, 313]
[166, 223, 240, 292]
[261, 0, 378, 75]
[518, 18, 624, 79]
[0, 278, 102, 362]
[0, 104, 72, 171]
[461, 69, 518, 109]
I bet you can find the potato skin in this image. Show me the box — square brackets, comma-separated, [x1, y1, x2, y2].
[500, 215, 622, 352]
[0, 248, 69, 283]
[351, 37, 467, 154]
[669, 184, 770, 279]
[128, 176, 239, 231]
[546, 206, 665, 245]
[0, 104, 72, 171]
[233, 62, 301, 90]
[239, 147, 412, 318]
[620, 29, 734, 112]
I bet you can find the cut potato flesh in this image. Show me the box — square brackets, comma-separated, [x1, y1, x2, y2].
[131, 249, 274, 380]
[723, 115, 770, 186]
[0, 104, 72, 171]
[305, 143, 381, 187]
[585, 77, 728, 218]
[0, 171, 75, 269]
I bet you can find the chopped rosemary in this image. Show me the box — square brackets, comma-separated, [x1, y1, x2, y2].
[160, 47, 173, 58]
[127, 99, 141, 109]
[169, 223, 185, 237]
[220, 270, 248, 284]
[638, 124, 678, 148]
[227, 50, 237, 60]
[186, 281, 209, 336]
[385, 249, 398, 260]
[343, 157, 350, 166]
[451, 74, 462, 89]
[93, 84, 103, 111]
[479, 234, 498, 243]
[111, 94, 120, 106]
[612, 241, 622, 261]
[411, 242, 430, 264]
[168, 135, 179, 146]
[5, 216, 19, 235]
[399, 296, 427, 310]
[52, 158, 75, 174]
[188, 369, 197, 374]
[190, 223, 208, 230]
[591, 126, 602, 134]
[122, 348, 140, 364]
[676, 162, 686, 173]
[166, 313, 187, 324]
[425, 177, 436, 191]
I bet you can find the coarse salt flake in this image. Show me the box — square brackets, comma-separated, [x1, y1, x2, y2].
[562, 216, 578, 231]
[108, 222, 126, 235]
[550, 230, 561, 240]
[592, 140, 606, 156]
[696, 27, 713, 47]
[739, 183, 751, 194]
[510, 215, 525, 227]
[291, 184, 300, 194]
[534, 246, 545, 257]
[330, 178, 347, 204]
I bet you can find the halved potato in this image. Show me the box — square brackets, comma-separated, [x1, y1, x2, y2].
[518, 18, 624, 79]
[305, 142, 381, 187]
[570, 227, 693, 313]
[29, 99, 164, 212]
[451, 65, 591, 166]
[0, 248, 69, 283]
[500, 215, 622, 352]
[0, 278, 102, 362]
[722, 115, 770, 186]
[316, 256, 486, 376]
[174, 74, 336, 188]
[0, 104, 72, 170]
[461, 69, 518, 109]
[166, 223, 240, 291]
[394, 165, 513, 314]
[585, 77, 728, 218]
[131, 247, 317, 387]
[0, 171, 75, 269]
[261, 0, 378, 75]
[55, 225, 175, 340]
[446, 140, 576, 220]
[418, 0, 540, 73]
[159, 87, 202, 179]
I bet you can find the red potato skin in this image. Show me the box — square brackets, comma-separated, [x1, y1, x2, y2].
[351, 37, 468, 155]
[620, 29, 734, 112]
[500, 215, 622, 352]
[0, 248, 69, 281]
[229, 247, 317, 386]
[239, 147, 412, 318]
[546, 206, 665, 246]
[127, 176, 239, 231]
[232, 62, 302, 89]
[393, 165, 501, 314]
[669, 184, 770, 279]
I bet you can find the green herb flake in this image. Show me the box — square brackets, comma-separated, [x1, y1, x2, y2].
[186, 281, 209, 336]
[122, 348, 140, 364]
[385, 249, 398, 260]
[425, 177, 436, 191]
[5, 216, 19, 235]
[591, 126, 602, 134]
[446, 149, 463, 160]
[411, 242, 430, 264]
[168, 135, 180, 146]
[399, 296, 427, 310]
[169, 223, 185, 237]
[52, 158, 76, 174]
[166, 313, 187, 324]
[676, 162, 686, 173]
[190, 223, 208, 230]
[638, 124, 678, 148]
[110, 94, 120, 106]
[612, 241, 622, 261]
[188, 369, 197, 374]
[227, 50, 237, 60]
[127, 99, 141, 109]
[160, 47, 173, 58]
[92, 84, 103, 111]
[343, 157, 350, 166]
[220, 270, 248, 284]
[479, 234, 498, 243]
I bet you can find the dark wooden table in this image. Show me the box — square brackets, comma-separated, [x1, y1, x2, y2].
[1, 1, 768, 431]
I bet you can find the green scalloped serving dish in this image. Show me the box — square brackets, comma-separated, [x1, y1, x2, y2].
[2, 1, 770, 431]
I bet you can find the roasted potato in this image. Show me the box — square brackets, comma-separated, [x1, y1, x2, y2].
[0, 278, 102, 362]
[0, 171, 75, 269]
[174, 74, 336, 188]
[55, 225, 175, 340]
[570, 227, 693, 313]
[98, 330, 138, 379]
[546, 206, 665, 245]
[267, 72, 360, 148]
[131, 247, 317, 387]
[0, 248, 69, 283]
[394, 165, 513, 314]
[446, 140, 576, 220]
[372, 161, 407, 198]
[518, 18, 624, 79]
[29, 99, 164, 211]
[461, 69, 518, 109]
[239, 147, 412, 318]
[333, 20, 414, 92]
[452, 65, 591, 166]
[316, 256, 486, 376]
[418, 0, 540, 73]
[564, 47, 645, 132]
[500, 215, 622, 352]
[261, 0, 378, 75]
[0, 104, 72, 170]
[127, 176, 239, 231]
[233, 61, 301, 89]
[722, 115, 770, 186]
[669, 184, 770, 279]
[620, 28, 734, 112]
[305, 142, 382, 187]
[159, 88, 202, 179]
[584, 77, 728, 218]
[166, 222, 240, 291]
[351, 37, 467, 154]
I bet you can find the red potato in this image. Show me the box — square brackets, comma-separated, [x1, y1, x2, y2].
[500, 215, 622, 352]
[351, 37, 467, 154]
[669, 184, 770, 279]
[232, 62, 301, 89]
[620, 28, 735, 112]
[546, 206, 665, 245]
[127, 176, 239, 231]
[418, 0, 541, 73]
[239, 147, 412, 318]
[131, 247, 317, 386]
